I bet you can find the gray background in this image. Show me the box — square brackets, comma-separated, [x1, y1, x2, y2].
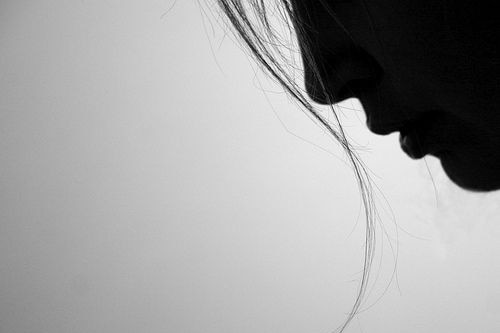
[1, 1, 500, 332]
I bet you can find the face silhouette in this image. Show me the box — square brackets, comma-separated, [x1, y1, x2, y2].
[292, 0, 500, 191]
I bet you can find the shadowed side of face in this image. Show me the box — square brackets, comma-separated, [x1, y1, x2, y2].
[292, 0, 500, 191]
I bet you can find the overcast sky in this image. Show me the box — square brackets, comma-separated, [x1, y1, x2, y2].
[1, 1, 500, 332]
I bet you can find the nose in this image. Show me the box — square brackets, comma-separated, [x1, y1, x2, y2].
[292, 2, 401, 135]
[291, 0, 384, 104]
[300, 40, 409, 136]
[301, 44, 384, 105]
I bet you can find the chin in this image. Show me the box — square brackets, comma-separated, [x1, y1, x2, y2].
[439, 151, 500, 192]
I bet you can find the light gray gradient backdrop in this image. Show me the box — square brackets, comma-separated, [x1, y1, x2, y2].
[1, 1, 500, 332]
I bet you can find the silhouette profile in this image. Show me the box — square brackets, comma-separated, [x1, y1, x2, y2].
[219, 0, 500, 191]
[217, 1, 500, 331]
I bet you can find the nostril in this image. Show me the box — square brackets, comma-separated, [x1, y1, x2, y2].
[302, 47, 384, 104]
[332, 56, 384, 101]
[336, 77, 381, 101]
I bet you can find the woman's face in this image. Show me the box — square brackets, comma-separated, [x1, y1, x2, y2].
[293, 0, 500, 191]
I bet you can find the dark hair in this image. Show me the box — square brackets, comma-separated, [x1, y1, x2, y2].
[215, 1, 381, 332]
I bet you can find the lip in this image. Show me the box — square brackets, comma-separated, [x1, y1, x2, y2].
[397, 111, 450, 159]
[399, 129, 447, 159]
[399, 130, 426, 159]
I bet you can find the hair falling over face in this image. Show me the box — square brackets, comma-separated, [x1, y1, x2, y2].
[215, 0, 500, 330]
[214, 1, 379, 331]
